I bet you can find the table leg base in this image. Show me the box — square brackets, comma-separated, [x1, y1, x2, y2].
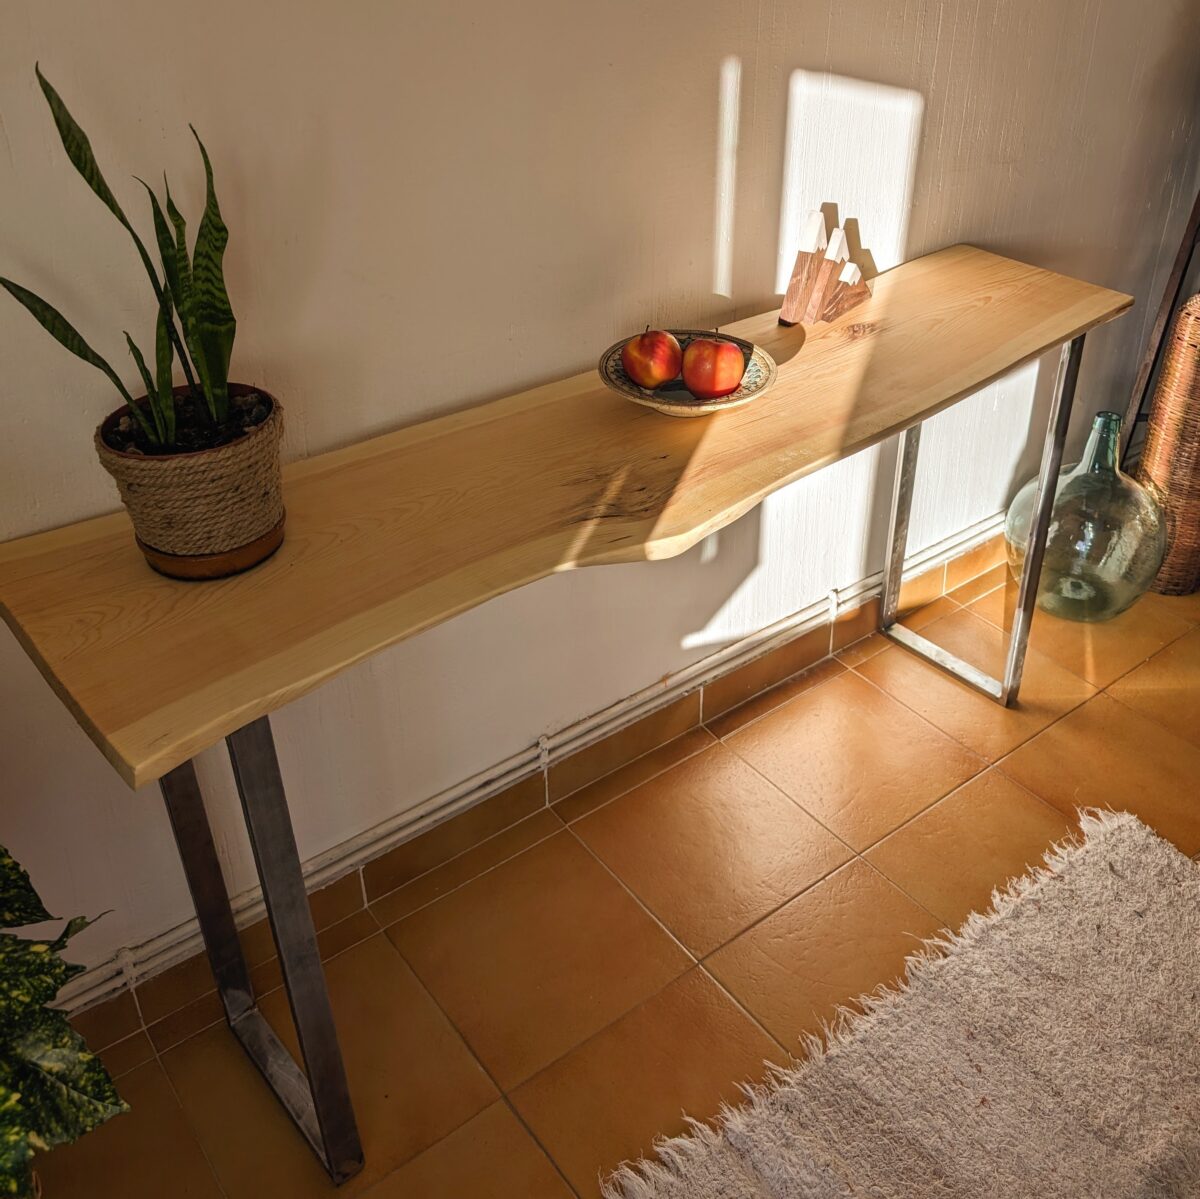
[160, 718, 363, 1184]
[878, 335, 1086, 708]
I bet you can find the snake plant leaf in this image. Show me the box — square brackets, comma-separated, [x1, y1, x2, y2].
[8, 1009, 127, 1151]
[166, 186, 215, 421]
[35, 68, 160, 310]
[137, 177, 180, 303]
[123, 334, 164, 443]
[35, 67, 197, 395]
[0, 278, 134, 410]
[0, 851, 50, 931]
[0, 937, 83, 1037]
[155, 297, 176, 444]
[135, 176, 199, 399]
[0, 1075, 36, 1199]
[189, 128, 236, 424]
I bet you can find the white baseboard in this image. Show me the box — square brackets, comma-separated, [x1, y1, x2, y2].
[59, 512, 1005, 1015]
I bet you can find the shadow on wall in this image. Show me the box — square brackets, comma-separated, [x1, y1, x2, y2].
[681, 68, 925, 650]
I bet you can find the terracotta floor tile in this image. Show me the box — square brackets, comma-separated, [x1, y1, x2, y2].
[364, 1102, 571, 1199]
[163, 935, 496, 1197]
[831, 597, 880, 651]
[70, 988, 141, 1050]
[555, 727, 717, 822]
[574, 743, 852, 956]
[1107, 628, 1200, 748]
[706, 859, 942, 1049]
[901, 594, 960, 630]
[833, 598, 962, 672]
[248, 907, 380, 1000]
[704, 657, 844, 739]
[98, 1029, 157, 1079]
[856, 607, 1096, 761]
[946, 562, 1008, 606]
[511, 969, 780, 1198]
[36, 1061, 223, 1198]
[135, 950, 216, 1025]
[896, 565, 947, 616]
[835, 632, 888, 668]
[726, 671, 982, 851]
[363, 772, 545, 900]
[969, 582, 1193, 687]
[999, 692, 1200, 856]
[1141, 589, 1200, 626]
[386, 832, 690, 1089]
[865, 770, 1072, 930]
[702, 626, 830, 722]
[549, 693, 701, 802]
[147, 988, 224, 1053]
[945, 535, 1006, 591]
[372, 808, 565, 926]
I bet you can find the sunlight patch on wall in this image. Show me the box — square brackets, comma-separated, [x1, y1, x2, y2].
[686, 70, 925, 651]
[775, 71, 924, 289]
[712, 55, 742, 297]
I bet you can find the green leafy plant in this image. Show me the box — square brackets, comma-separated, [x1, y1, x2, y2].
[0, 66, 238, 449]
[0, 845, 126, 1197]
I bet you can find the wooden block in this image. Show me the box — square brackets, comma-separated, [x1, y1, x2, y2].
[803, 227, 849, 324]
[820, 278, 872, 324]
[802, 258, 840, 324]
[779, 249, 823, 326]
[779, 211, 829, 326]
[817, 262, 872, 325]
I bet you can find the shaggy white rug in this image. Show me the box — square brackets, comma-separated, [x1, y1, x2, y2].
[604, 810, 1200, 1198]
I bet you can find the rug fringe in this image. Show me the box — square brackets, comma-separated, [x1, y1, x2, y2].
[600, 807, 1145, 1198]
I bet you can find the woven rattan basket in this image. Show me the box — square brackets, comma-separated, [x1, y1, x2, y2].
[1137, 294, 1200, 595]
[95, 383, 285, 580]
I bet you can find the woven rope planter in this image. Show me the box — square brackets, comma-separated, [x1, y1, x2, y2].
[1137, 293, 1200, 595]
[96, 383, 285, 579]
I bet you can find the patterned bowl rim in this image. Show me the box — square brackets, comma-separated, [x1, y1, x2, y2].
[597, 329, 778, 416]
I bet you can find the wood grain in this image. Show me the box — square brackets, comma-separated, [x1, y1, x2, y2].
[0, 246, 1131, 788]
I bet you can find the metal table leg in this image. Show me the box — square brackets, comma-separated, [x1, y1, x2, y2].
[159, 716, 363, 1184]
[878, 335, 1085, 707]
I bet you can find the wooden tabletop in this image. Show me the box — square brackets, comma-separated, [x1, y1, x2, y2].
[0, 245, 1131, 788]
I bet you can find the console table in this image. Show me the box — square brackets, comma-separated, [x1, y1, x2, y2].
[0, 245, 1131, 1182]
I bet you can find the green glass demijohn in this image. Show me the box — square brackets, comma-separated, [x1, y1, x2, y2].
[1004, 410, 1166, 622]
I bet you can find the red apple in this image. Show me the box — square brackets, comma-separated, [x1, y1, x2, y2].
[682, 337, 745, 399]
[621, 329, 682, 389]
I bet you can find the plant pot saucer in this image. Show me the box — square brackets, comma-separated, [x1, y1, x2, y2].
[137, 513, 286, 581]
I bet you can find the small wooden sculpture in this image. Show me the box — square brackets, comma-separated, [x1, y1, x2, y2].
[779, 212, 872, 327]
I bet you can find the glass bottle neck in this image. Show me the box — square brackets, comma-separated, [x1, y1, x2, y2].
[1079, 412, 1121, 475]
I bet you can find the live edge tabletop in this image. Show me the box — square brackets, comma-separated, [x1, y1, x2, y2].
[0, 245, 1131, 790]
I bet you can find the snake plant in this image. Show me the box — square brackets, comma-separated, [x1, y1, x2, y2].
[0, 66, 237, 449]
[0, 845, 126, 1197]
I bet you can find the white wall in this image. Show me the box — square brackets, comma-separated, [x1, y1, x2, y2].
[2, 0, 1198, 977]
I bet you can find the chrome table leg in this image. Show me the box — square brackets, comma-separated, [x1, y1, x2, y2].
[879, 335, 1085, 707]
[159, 716, 363, 1184]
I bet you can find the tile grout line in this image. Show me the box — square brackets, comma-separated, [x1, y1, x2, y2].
[373, 921, 583, 1198]
[701, 655, 848, 743]
[369, 819, 566, 931]
[366, 805, 567, 911]
[557, 730, 719, 827]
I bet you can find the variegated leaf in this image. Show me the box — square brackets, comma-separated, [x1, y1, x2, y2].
[155, 296, 176, 444]
[9, 1010, 127, 1151]
[0, 279, 134, 409]
[0, 937, 82, 1037]
[123, 334, 163, 443]
[189, 128, 236, 423]
[0, 852, 50, 931]
[166, 186, 216, 420]
[0, 1071, 36, 1199]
